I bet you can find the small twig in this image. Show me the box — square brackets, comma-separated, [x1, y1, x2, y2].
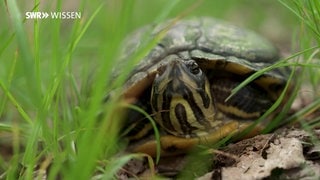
[206, 149, 240, 162]
[259, 133, 276, 156]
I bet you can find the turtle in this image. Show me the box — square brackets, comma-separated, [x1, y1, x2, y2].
[117, 17, 290, 157]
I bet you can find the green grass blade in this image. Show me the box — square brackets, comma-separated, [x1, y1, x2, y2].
[0, 81, 32, 124]
[126, 104, 161, 163]
[6, 0, 41, 107]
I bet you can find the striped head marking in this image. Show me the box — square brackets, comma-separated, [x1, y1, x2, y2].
[151, 59, 217, 137]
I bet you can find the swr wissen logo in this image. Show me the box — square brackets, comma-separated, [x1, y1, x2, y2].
[25, 12, 81, 19]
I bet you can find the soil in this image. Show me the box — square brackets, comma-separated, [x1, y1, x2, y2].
[118, 127, 320, 179]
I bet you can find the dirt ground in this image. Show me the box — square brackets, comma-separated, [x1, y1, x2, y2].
[118, 126, 320, 179]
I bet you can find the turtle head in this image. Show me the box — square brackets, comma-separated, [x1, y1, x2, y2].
[151, 59, 217, 137]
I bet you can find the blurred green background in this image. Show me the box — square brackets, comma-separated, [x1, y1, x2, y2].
[1, 0, 316, 178]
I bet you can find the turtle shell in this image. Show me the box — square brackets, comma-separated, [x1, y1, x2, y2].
[121, 17, 288, 101]
[118, 17, 290, 156]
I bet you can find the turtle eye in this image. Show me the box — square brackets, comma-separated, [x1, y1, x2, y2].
[190, 62, 200, 74]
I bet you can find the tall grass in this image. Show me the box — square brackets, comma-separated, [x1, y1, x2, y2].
[0, 0, 319, 179]
[278, 0, 320, 125]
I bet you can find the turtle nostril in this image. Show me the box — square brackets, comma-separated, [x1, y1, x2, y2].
[190, 62, 200, 74]
[157, 64, 166, 76]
